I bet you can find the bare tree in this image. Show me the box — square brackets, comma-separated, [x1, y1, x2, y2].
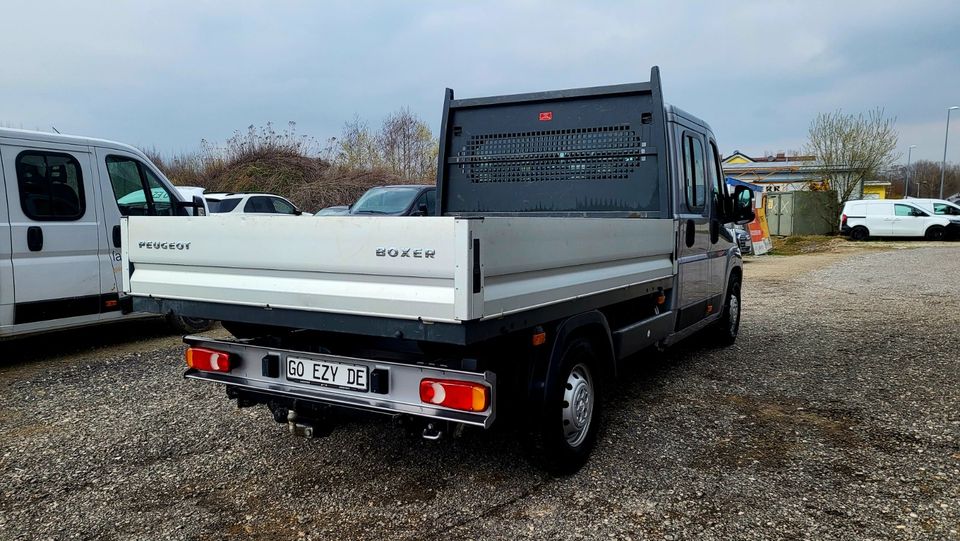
[335, 115, 382, 170]
[806, 108, 899, 212]
[896, 160, 960, 198]
[378, 107, 437, 180]
[332, 109, 437, 180]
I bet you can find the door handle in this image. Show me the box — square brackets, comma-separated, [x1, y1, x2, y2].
[685, 219, 695, 247]
[113, 225, 122, 248]
[27, 226, 43, 252]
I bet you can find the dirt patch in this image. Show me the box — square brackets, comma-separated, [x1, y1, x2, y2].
[696, 395, 861, 470]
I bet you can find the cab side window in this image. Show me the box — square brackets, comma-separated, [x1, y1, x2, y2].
[682, 134, 706, 214]
[106, 156, 178, 216]
[16, 151, 86, 221]
[707, 141, 727, 215]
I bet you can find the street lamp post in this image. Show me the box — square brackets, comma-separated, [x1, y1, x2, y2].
[941, 106, 959, 199]
[905, 144, 916, 197]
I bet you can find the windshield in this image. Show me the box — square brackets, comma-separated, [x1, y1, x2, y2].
[351, 187, 421, 214]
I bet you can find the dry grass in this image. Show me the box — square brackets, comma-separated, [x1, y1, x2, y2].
[144, 122, 431, 212]
[769, 235, 839, 256]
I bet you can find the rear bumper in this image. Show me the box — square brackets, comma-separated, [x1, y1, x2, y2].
[183, 335, 496, 428]
[839, 224, 852, 236]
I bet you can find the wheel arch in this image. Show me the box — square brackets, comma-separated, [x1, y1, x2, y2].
[529, 311, 615, 409]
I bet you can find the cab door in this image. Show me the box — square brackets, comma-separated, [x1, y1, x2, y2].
[0, 142, 102, 328]
[675, 128, 714, 330]
[706, 138, 733, 300]
[891, 203, 929, 237]
[95, 148, 180, 320]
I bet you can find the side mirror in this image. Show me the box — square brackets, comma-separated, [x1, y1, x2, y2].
[417, 203, 429, 216]
[294, 209, 303, 216]
[175, 195, 206, 216]
[731, 186, 755, 225]
[192, 195, 207, 216]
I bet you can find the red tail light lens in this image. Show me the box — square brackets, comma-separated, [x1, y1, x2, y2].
[186, 347, 232, 373]
[419, 379, 490, 412]
[841, 213, 847, 225]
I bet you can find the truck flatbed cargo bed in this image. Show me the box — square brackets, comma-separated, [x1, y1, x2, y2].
[125, 214, 676, 344]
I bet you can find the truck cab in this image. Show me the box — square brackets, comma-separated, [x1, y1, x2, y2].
[0, 128, 208, 338]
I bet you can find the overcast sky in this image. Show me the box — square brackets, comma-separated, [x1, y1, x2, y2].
[2, 0, 959, 164]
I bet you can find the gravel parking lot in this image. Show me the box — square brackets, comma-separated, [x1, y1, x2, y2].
[1, 243, 958, 540]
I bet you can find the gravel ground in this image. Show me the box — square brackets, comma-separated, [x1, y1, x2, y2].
[1, 243, 958, 540]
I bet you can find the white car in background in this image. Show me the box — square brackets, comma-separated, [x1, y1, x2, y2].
[903, 197, 960, 218]
[204, 192, 308, 215]
[840, 199, 959, 241]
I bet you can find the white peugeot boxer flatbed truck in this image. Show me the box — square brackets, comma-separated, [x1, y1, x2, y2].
[122, 67, 755, 472]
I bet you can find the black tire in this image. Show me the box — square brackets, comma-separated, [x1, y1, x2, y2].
[167, 314, 214, 334]
[711, 273, 742, 346]
[925, 226, 946, 241]
[850, 226, 869, 241]
[527, 337, 602, 475]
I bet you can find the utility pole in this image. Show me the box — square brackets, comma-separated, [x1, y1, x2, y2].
[905, 145, 915, 197]
[941, 106, 958, 199]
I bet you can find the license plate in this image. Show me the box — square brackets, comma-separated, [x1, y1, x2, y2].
[285, 357, 368, 392]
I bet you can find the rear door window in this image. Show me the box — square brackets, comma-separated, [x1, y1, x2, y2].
[682, 133, 706, 214]
[15, 151, 86, 221]
[244, 196, 276, 213]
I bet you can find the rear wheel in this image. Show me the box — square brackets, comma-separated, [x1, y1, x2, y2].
[167, 314, 214, 334]
[850, 226, 869, 241]
[527, 337, 601, 475]
[925, 225, 946, 241]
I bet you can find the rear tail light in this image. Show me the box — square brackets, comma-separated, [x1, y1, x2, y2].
[186, 347, 233, 373]
[419, 379, 490, 412]
[841, 213, 847, 225]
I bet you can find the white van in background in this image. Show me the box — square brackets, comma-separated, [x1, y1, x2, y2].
[0, 128, 210, 338]
[840, 199, 959, 241]
[902, 197, 960, 218]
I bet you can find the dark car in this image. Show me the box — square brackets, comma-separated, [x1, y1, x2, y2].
[327, 185, 436, 216]
[734, 226, 753, 255]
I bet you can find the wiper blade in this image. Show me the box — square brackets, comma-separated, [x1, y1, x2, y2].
[353, 209, 390, 214]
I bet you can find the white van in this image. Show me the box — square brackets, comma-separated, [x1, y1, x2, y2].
[840, 199, 959, 241]
[0, 128, 210, 338]
[902, 197, 960, 218]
